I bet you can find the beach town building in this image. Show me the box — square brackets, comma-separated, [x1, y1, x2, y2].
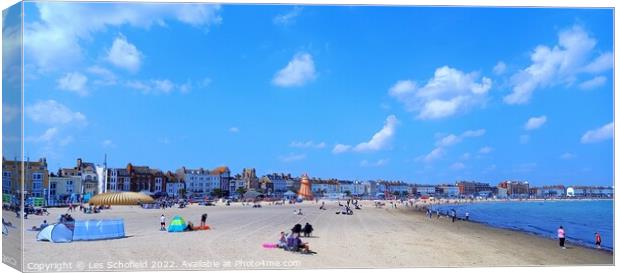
[377, 181, 412, 197]
[228, 176, 246, 196]
[456, 181, 494, 197]
[176, 167, 223, 195]
[568, 186, 614, 198]
[311, 178, 339, 196]
[259, 176, 274, 195]
[338, 180, 354, 195]
[241, 168, 259, 190]
[164, 171, 185, 197]
[436, 184, 460, 197]
[498, 180, 530, 197]
[362, 180, 378, 197]
[48, 172, 82, 204]
[266, 173, 292, 194]
[125, 164, 166, 193]
[534, 185, 566, 198]
[106, 168, 131, 192]
[2, 157, 49, 198]
[351, 181, 366, 196]
[414, 184, 436, 196]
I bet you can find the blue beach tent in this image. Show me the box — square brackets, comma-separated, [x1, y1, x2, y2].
[36, 224, 73, 243]
[167, 216, 187, 232]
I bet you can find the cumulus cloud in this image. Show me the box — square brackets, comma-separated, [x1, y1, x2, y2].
[25, 100, 86, 126]
[107, 35, 143, 72]
[389, 66, 492, 119]
[272, 52, 317, 87]
[332, 144, 351, 154]
[418, 129, 485, 162]
[290, 141, 326, 149]
[524, 115, 547, 130]
[332, 115, 398, 154]
[273, 6, 302, 26]
[493, 61, 507, 75]
[581, 122, 613, 143]
[24, 2, 222, 71]
[57, 72, 88, 96]
[87, 65, 117, 86]
[504, 25, 613, 104]
[578, 76, 606, 90]
[126, 79, 186, 94]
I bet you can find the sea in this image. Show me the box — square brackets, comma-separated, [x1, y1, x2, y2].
[433, 199, 614, 251]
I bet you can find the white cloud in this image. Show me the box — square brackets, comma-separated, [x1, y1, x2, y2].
[352, 115, 398, 152]
[578, 76, 606, 90]
[272, 52, 316, 87]
[560, 152, 576, 160]
[107, 35, 143, 72]
[27, 127, 59, 143]
[450, 162, 466, 170]
[126, 79, 185, 94]
[504, 25, 613, 104]
[290, 141, 326, 149]
[581, 122, 613, 143]
[419, 128, 485, 162]
[279, 153, 306, 163]
[360, 159, 389, 167]
[524, 115, 547, 130]
[493, 61, 507, 75]
[583, 52, 613, 74]
[460, 153, 471, 160]
[26, 100, 86, 125]
[273, 6, 302, 26]
[389, 66, 492, 119]
[24, 2, 222, 71]
[229, 127, 239, 133]
[478, 146, 493, 154]
[87, 65, 117, 86]
[332, 144, 351, 154]
[57, 72, 88, 96]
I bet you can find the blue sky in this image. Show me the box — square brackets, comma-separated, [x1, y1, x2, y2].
[13, 3, 614, 185]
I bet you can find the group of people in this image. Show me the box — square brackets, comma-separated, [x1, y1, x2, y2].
[275, 222, 316, 254]
[159, 212, 209, 231]
[556, 226, 604, 250]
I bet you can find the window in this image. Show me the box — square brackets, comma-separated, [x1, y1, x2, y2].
[3, 171, 11, 178]
[32, 173, 42, 180]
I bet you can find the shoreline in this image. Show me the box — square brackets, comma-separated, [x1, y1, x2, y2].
[405, 203, 615, 254]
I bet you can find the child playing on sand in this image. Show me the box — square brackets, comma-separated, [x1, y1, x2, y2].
[160, 214, 166, 231]
[557, 226, 566, 249]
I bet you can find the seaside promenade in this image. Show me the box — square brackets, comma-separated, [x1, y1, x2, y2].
[14, 200, 613, 270]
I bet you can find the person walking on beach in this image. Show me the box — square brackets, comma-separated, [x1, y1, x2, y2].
[451, 209, 457, 223]
[557, 226, 566, 249]
[465, 212, 469, 221]
[160, 214, 166, 231]
[595, 232, 602, 249]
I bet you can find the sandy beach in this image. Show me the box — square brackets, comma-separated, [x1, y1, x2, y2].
[7, 200, 613, 271]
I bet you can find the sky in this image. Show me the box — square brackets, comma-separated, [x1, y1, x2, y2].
[7, 2, 614, 185]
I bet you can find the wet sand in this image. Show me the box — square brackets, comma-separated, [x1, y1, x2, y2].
[10, 200, 614, 271]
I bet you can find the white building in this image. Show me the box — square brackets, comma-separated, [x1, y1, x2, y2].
[48, 175, 82, 203]
[177, 167, 222, 195]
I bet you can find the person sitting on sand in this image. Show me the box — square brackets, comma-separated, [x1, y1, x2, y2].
[277, 232, 288, 249]
[302, 223, 313, 237]
[185, 221, 195, 231]
[291, 224, 302, 236]
[40, 220, 48, 230]
[296, 209, 303, 215]
[294, 234, 313, 254]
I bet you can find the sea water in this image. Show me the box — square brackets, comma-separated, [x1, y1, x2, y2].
[433, 200, 614, 250]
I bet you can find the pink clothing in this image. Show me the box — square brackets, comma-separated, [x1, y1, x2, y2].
[557, 228, 565, 238]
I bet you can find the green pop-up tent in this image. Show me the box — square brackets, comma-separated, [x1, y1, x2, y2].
[167, 216, 187, 232]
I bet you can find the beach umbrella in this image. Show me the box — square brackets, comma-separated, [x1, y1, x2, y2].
[88, 192, 154, 206]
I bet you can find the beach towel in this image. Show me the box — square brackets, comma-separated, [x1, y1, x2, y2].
[262, 243, 278, 248]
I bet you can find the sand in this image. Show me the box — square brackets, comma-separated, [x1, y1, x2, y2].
[7, 200, 613, 271]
